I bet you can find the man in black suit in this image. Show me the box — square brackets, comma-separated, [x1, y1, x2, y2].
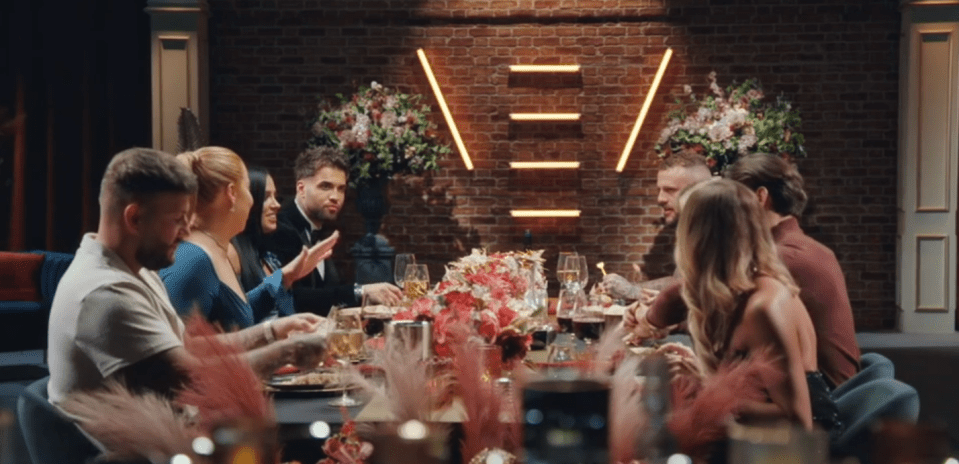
[270, 147, 403, 316]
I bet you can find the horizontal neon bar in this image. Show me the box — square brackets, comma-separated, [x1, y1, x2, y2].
[510, 209, 581, 218]
[509, 64, 581, 73]
[509, 161, 581, 169]
[509, 113, 581, 121]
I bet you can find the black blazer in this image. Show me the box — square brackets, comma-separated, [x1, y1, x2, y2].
[268, 200, 358, 316]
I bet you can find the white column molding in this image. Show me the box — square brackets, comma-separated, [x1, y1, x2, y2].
[898, 1, 959, 332]
[145, 0, 209, 152]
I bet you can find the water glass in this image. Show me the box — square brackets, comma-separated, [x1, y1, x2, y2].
[393, 253, 415, 288]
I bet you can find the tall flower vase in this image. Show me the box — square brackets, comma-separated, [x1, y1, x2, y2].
[350, 177, 396, 284]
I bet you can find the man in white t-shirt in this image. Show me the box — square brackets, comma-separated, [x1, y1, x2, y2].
[48, 147, 328, 410]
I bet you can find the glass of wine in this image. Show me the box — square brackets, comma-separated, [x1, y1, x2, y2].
[327, 308, 364, 407]
[555, 289, 579, 334]
[556, 252, 577, 289]
[393, 253, 415, 289]
[572, 303, 606, 345]
[557, 254, 581, 292]
[403, 264, 430, 300]
[576, 255, 589, 291]
[361, 293, 393, 338]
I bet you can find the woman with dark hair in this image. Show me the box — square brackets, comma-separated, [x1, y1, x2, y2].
[231, 166, 340, 318]
[160, 148, 336, 329]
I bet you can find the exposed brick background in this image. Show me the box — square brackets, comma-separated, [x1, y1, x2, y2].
[206, 0, 901, 330]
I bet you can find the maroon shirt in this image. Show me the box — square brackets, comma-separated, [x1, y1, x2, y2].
[647, 217, 861, 387]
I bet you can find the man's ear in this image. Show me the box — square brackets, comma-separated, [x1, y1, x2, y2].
[295, 180, 305, 198]
[122, 202, 143, 234]
[755, 186, 771, 208]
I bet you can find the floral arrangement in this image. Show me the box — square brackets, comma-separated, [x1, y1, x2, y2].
[318, 420, 373, 464]
[656, 72, 806, 173]
[394, 249, 546, 360]
[307, 81, 450, 188]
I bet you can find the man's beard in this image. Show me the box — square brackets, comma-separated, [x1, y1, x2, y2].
[307, 207, 337, 225]
[136, 241, 175, 271]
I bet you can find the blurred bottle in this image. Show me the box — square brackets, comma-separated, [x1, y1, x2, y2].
[636, 355, 677, 464]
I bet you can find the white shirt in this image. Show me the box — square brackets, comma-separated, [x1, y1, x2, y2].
[47, 234, 185, 407]
[294, 198, 326, 280]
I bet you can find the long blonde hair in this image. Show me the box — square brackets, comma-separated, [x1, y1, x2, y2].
[675, 179, 797, 373]
[176, 146, 246, 210]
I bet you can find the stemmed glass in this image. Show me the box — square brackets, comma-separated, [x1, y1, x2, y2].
[576, 255, 589, 292]
[403, 264, 430, 300]
[557, 253, 580, 292]
[327, 308, 364, 407]
[393, 253, 415, 289]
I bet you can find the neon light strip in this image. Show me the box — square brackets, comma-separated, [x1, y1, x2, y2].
[509, 64, 581, 73]
[616, 48, 673, 173]
[509, 113, 581, 122]
[417, 49, 474, 170]
[510, 210, 582, 218]
[509, 161, 581, 169]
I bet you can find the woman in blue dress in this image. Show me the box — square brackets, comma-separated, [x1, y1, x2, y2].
[160, 147, 336, 329]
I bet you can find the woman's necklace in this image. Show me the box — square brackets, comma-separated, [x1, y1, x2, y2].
[197, 229, 230, 255]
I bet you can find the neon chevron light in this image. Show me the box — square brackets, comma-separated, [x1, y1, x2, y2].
[509, 161, 581, 169]
[509, 64, 581, 73]
[509, 113, 581, 122]
[417, 49, 473, 170]
[616, 48, 673, 173]
[510, 210, 581, 218]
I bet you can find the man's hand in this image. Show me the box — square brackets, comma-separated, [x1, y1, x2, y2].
[362, 283, 404, 306]
[281, 231, 340, 288]
[602, 273, 643, 301]
[272, 313, 322, 340]
[623, 300, 668, 343]
[287, 331, 328, 370]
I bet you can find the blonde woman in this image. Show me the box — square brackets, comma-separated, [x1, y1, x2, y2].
[160, 146, 335, 329]
[674, 179, 837, 430]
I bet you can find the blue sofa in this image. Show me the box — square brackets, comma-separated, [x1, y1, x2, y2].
[0, 251, 73, 353]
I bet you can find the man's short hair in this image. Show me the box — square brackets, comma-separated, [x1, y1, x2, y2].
[724, 153, 808, 217]
[294, 146, 349, 181]
[100, 147, 198, 212]
[658, 150, 709, 172]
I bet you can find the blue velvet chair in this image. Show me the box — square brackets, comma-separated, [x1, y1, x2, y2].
[16, 376, 100, 464]
[831, 376, 920, 463]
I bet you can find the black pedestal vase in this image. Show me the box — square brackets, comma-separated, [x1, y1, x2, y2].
[350, 178, 396, 284]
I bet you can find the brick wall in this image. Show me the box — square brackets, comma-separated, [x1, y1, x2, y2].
[207, 0, 901, 330]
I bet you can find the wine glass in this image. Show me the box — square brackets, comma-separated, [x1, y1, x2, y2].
[572, 303, 606, 346]
[328, 308, 364, 407]
[403, 264, 430, 300]
[393, 253, 415, 289]
[556, 252, 577, 289]
[555, 289, 579, 334]
[557, 253, 581, 292]
[361, 293, 392, 338]
[576, 255, 589, 291]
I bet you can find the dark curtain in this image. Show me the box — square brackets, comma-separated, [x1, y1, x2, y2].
[0, 0, 152, 252]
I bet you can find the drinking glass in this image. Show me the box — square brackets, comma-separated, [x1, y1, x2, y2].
[403, 264, 430, 300]
[556, 252, 577, 289]
[394, 253, 415, 288]
[555, 289, 579, 334]
[361, 293, 393, 338]
[328, 308, 364, 407]
[557, 254, 581, 292]
[572, 303, 606, 344]
[576, 255, 589, 291]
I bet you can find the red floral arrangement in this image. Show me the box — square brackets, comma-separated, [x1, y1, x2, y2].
[394, 249, 546, 361]
[318, 420, 373, 464]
